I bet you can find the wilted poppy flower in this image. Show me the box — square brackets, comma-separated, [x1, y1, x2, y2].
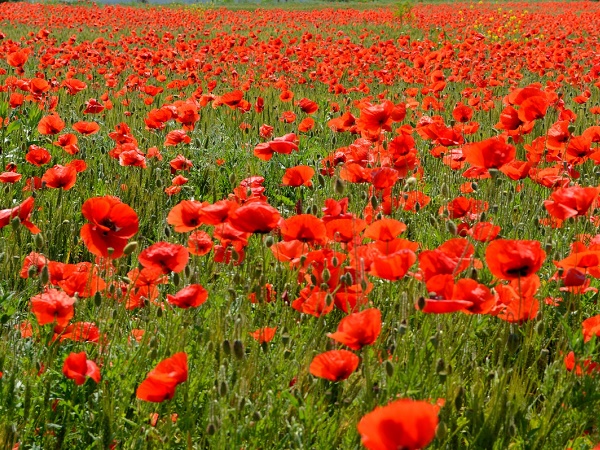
[30, 288, 76, 327]
[139, 242, 189, 274]
[357, 399, 439, 450]
[80, 196, 139, 259]
[166, 284, 208, 308]
[327, 308, 381, 350]
[309, 349, 359, 381]
[137, 353, 188, 402]
[486, 239, 545, 280]
[63, 352, 101, 385]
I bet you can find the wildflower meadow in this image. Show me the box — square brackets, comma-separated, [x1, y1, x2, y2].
[1, 1, 600, 448]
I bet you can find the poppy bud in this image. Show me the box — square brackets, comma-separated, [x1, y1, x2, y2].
[107, 247, 114, 257]
[416, 296, 426, 310]
[283, 349, 292, 359]
[435, 358, 446, 374]
[34, 233, 44, 250]
[320, 283, 329, 291]
[27, 265, 38, 279]
[568, 125, 576, 134]
[155, 178, 163, 188]
[334, 177, 345, 194]
[429, 332, 440, 349]
[384, 360, 394, 377]
[331, 257, 339, 267]
[322, 268, 331, 282]
[264, 235, 274, 248]
[94, 291, 102, 306]
[156, 307, 163, 317]
[228, 173, 236, 186]
[538, 348, 549, 368]
[440, 183, 450, 198]
[172, 272, 180, 286]
[317, 174, 326, 187]
[206, 423, 216, 435]
[398, 320, 408, 335]
[219, 380, 228, 397]
[488, 168, 500, 179]
[123, 241, 138, 256]
[233, 340, 244, 360]
[40, 265, 49, 285]
[10, 217, 20, 231]
[370, 196, 378, 209]
[222, 340, 231, 356]
[507, 333, 520, 353]
[436, 421, 448, 441]
[164, 226, 171, 238]
[445, 220, 457, 235]
[454, 386, 466, 410]
[471, 182, 478, 191]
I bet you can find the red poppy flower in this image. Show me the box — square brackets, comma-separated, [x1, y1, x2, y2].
[167, 284, 208, 309]
[164, 130, 191, 146]
[282, 165, 315, 187]
[327, 308, 381, 350]
[54, 322, 100, 343]
[63, 78, 87, 95]
[63, 352, 101, 385]
[227, 202, 281, 234]
[0, 196, 40, 234]
[42, 164, 77, 190]
[298, 117, 315, 132]
[486, 239, 546, 280]
[80, 196, 139, 259]
[357, 399, 439, 450]
[364, 218, 407, 241]
[136, 353, 188, 402]
[7, 50, 29, 68]
[0, 172, 21, 184]
[280, 214, 327, 246]
[296, 98, 319, 114]
[544, 186, 599, 221]
[167, 200, 207, 232]
[25, 145, 51, 166]
[139, 242, 189, 274]
[468, 222, 501, 242]
[30, 288, 76, 327]
[309, 350, 359, 382]
[463, 136, 516, 169]
[187, 230, 213, 256]
[250, 327, 277, 344]
[38, 114, 65, 135]
[582, 315, 600, 343]
[72, 121, 100, 135]
[356, 100, 394, 134]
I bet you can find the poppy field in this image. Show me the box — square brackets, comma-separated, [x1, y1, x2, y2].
[2, 1, 600, 448]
